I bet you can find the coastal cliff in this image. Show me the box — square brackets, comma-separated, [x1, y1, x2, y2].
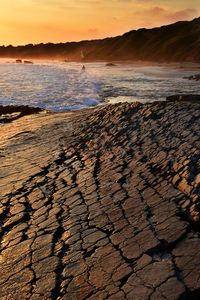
[0, 100, 200, 299]
[0, 17, 200, 62]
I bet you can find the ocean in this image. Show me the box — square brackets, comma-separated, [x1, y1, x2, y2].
[0, 60, 199, 111]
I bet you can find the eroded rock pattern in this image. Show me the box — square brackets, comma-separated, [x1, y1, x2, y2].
[0, 101, 200, 300]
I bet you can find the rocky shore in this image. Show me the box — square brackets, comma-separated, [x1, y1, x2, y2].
[0, 99, 200, 300]
[0, 105, 42, 123]
[184, 74, 200, 81]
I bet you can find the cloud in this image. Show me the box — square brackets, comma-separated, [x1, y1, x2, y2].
[88, 28, 98, 34]
[32, 0, 101, 9]
[144, 6, 198, 23]
[169, 8, 198, 21]
[148, 6, 166, 14]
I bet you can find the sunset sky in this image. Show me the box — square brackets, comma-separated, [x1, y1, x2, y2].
[0, 0, 199, 46]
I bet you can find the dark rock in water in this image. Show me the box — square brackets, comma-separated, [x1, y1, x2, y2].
[24, 60, 34, 64]
[0, 105, 42, 115]
[16, 59, 22, 63]
[106, 63, 116, 67]
[184, 74, 200, 81]
[0, 105, 42, 123]
[166, 94, 200, 102]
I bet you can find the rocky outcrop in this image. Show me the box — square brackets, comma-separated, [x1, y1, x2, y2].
[106, 63, 116, 67]
[166, 94, 200, 102]
[24, 60, 34, 64]
[0, 105, 43, 123]
[184, 74, 200, 81]
[0, 100, 200, 299]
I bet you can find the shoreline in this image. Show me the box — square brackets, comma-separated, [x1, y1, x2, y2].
[1, 57, 200, 67]
[0, 61, 199, 114]
[1, 92, 200, 123]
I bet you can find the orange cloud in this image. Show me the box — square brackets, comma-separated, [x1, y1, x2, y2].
[88, 28, 98, 34]
[129, 6, 198, 30]
[146, 7, 198, 23]
[0, 0, 199, 45]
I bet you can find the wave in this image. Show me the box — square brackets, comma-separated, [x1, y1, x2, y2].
[0, 61, 199, 111]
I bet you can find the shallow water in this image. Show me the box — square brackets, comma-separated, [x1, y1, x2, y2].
[0, 60, 199, 111]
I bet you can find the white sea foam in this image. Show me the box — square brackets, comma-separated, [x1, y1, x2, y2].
[0, 60, 199, 111]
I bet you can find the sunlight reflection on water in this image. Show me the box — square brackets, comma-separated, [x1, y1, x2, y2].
[0, 60, 199, 111]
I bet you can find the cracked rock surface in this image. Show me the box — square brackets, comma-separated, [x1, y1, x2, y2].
[0, 101, 200, 300]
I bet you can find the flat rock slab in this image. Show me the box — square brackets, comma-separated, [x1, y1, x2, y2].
[0, 100, 200, 300]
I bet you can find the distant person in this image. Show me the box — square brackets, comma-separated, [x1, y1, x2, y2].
[82, 65, 86, 71]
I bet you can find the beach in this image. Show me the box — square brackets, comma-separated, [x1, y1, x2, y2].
[0, 99, 200, 299]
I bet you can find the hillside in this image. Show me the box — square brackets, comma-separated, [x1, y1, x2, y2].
[0, 17, 200, 62]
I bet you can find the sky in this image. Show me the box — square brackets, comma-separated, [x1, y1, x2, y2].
[0, 0, 199, 46]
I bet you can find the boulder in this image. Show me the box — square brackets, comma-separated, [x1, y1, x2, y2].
[24, 60, 33, 64]
[106, 63, 116, 67]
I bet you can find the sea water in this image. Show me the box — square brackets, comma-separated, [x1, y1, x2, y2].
[0, 60, 199, 111]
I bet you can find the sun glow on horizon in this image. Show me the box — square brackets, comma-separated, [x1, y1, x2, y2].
[0, 0, 199, 46]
